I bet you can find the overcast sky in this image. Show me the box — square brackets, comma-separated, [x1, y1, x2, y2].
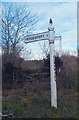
[1, 1, 78, 60]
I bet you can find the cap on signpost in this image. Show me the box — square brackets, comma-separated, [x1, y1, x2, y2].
[48, 18, 54, 31]
[49, 18, 53, 24]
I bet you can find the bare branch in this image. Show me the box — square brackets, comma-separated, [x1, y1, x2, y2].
[2, 3, 38, 56]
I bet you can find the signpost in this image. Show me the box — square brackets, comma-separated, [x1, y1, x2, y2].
[48, 19, 57, 108]
[25, 19, 62, 108]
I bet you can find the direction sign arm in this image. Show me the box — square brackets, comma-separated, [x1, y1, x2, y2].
[24, 31, 49, 43]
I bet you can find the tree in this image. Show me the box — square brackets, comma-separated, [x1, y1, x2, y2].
[2, 3, 38, 57]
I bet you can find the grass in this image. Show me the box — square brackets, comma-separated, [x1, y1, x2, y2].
[2, 81, 77, 118]
[21, 60, 43, 70]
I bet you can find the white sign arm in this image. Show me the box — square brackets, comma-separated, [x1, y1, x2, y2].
[25, 31, 49, 43]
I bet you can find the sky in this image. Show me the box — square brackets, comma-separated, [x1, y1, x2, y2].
[23, 2, 77, 59]
[1, 0, 78, 2]
[1, 1, 78, 59]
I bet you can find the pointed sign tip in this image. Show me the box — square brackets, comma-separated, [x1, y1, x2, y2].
[49, 18, 53, 24]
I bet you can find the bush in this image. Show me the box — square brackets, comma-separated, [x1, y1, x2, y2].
[42, 54, 63, 75]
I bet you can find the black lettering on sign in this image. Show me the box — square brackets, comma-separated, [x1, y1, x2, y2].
[26, 33, 47, 41]
[43, 34, 44, 37]
[35, 36, 37, 39]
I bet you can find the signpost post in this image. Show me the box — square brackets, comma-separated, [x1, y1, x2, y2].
[25, 19, 62, 108]
[48, 19, 57, 108]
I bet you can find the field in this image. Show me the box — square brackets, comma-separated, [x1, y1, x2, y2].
[2, 55, 78, 118]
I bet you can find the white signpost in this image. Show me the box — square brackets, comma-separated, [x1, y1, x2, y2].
[25, 19, 62, 108]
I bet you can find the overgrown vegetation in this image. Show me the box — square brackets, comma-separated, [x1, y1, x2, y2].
[2, 53, 77, 118]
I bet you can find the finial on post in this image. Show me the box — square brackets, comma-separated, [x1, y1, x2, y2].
[48, 18, 54, 31]
[49, 18, 53, 24]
